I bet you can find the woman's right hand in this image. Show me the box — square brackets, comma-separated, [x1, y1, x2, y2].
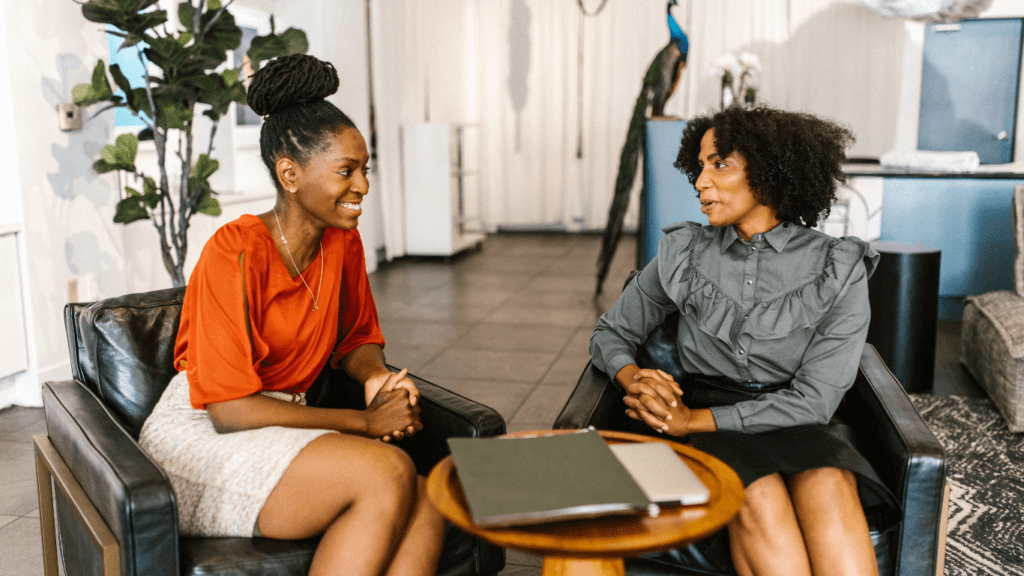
[622, 368, 683, 409]
[364, 387, 422, 442]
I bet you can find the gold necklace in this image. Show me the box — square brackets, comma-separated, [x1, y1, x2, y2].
[273, 208, 323, 312]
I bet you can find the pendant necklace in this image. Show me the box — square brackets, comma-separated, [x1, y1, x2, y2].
[273, 208, 323, 312]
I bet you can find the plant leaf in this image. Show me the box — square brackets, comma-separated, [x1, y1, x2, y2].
[195, 193, 222, 216]
[247, 25, 308, 71]
[115, 133, 139, 165]
[152, 96, 192, 130]
[277, 28, 309, 56]
[92, 159, 119, 174]
[108, 64, 136, 110]
[192, 154, 219, 180]
[73, 61, 116, 106]
[114, 196, 150, 224]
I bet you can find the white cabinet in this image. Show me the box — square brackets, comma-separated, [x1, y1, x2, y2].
[401, 122, 485, 257]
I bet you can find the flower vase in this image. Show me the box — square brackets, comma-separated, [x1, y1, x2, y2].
[744, 88, 756, 107]
[720, 80, 735, 110]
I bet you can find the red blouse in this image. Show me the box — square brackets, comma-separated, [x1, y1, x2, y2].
[175, 214, 385, 409]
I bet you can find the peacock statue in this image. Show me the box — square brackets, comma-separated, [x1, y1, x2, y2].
[595, 0, 688, 294]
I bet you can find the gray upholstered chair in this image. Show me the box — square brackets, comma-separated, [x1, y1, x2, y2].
[961, 184, 1024, 432]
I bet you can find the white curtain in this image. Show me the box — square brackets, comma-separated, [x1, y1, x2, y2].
[371, 0, 909, 238]
[369, 0, 480, 259]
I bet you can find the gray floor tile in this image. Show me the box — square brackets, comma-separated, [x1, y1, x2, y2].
[506, 422, 554, 434]
[387, 302, 498, 324]
[0, 517, 43, 576]
[0, 442, 35, 486]
[0, 420, 46, 445]
[433, 380, 534, 423]
[0, 516, 15, 530]
[538, 349, 591, 388]
[510, 385, 576, 428]
[418, 349, 558, 384]
[0, 408, 44, 440]
[485, 306, 596, 328]
[502, 290, 601, 312]
[497, 564, 542, 575]
[409, 287, 518, 310]
[0, 480, 39, 517]
[505, 549, 544, 567]
[378, 319, 473, 349]
[453, 323, 577, 353]
[381, 343, 442, 375]
[565, 327, 596, 356]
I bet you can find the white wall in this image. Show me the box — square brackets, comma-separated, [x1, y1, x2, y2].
[0, 0, 373, 408]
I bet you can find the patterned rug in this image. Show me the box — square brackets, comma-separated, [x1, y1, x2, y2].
[909, 394, 1024, 576]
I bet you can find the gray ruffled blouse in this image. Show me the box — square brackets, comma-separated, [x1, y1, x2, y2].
[590, 221, 879, 433]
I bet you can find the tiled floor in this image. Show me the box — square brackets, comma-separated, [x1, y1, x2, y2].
[0, 232, 986, 576]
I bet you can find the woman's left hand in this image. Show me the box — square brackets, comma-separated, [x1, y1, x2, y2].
[364, 369, 421, 441]
[364, 368, 420, 407]
[624, 383, 694, 437]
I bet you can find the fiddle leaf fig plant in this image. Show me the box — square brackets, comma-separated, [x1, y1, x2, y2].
[73, 0, 307, 286]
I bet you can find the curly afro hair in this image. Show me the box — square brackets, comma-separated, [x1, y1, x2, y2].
[674, 105, 854, 228]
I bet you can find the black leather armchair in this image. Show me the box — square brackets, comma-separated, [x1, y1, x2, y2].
[554, 296, 948, 576]
[34, 287, 506, 576]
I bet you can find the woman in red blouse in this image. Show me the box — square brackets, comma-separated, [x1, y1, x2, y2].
[138, 54, 445, 576]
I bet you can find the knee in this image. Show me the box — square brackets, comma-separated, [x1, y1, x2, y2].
[791, 467, 858, 496]
[362, 443, 418, 504]
[732, 474, 794, 536]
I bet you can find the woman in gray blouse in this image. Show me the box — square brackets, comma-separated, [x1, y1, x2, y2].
[591, 106, 896, 576]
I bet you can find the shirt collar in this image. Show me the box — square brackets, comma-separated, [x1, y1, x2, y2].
[719, 222, 799, 254]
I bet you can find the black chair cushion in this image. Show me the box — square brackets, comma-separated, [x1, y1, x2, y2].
[72, 287, 185, 437]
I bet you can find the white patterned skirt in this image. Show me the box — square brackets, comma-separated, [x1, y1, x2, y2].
[138, 371, 336, 537]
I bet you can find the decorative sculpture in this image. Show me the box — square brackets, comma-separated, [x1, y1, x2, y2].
[595, 0, 688, 294]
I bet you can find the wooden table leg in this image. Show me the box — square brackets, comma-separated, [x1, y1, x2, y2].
[541, 556, 625, 576]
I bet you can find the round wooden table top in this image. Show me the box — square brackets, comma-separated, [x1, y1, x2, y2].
[426, 429, 744, 559]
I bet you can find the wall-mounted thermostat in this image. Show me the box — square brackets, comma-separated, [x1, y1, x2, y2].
[57, 103, 82, 131]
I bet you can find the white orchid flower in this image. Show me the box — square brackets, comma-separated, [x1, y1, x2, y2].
[738, 52, 761, 72]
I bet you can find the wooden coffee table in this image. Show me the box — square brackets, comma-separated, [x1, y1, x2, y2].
[427, 429, 744, 576]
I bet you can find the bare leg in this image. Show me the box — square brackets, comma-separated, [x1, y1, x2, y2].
[256, 433, 421, 576]
[788, 468, 878, 576]
[728, 473, 812, 576]
[383, 476, 447, 576]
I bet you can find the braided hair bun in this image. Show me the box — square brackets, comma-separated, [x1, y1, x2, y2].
[246, 53, 356, 189]
[247, 53, 340, 117]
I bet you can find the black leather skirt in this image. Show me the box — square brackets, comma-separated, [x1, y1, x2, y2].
[680, 373, 899, 528]
[636, 374, 901, 575]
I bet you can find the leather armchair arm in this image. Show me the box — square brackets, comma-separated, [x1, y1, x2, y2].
[396, 369, 507, 475]
[553, 361, 628, 430]
[839, 345, 946, 576]
[42, 380, 179, 576]
[305, 365, 507, 475]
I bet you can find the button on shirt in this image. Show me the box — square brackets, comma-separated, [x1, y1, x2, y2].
[590, 222, 879, 433]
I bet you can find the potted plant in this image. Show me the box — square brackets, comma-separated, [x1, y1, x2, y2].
[72, 0, 307, 286]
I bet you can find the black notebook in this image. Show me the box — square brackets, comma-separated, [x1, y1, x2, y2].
[446, 430, 653, 528]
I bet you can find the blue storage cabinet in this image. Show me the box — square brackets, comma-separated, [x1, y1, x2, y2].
[639, 119, 704, 267]
[876, 175, 1023, 318]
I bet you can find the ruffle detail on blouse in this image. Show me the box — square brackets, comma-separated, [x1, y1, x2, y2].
[657, 224, 877, 347]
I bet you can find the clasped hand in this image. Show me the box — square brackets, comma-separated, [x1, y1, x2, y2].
[623, 368, 692, 436]
[364, 368, 422, 442]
